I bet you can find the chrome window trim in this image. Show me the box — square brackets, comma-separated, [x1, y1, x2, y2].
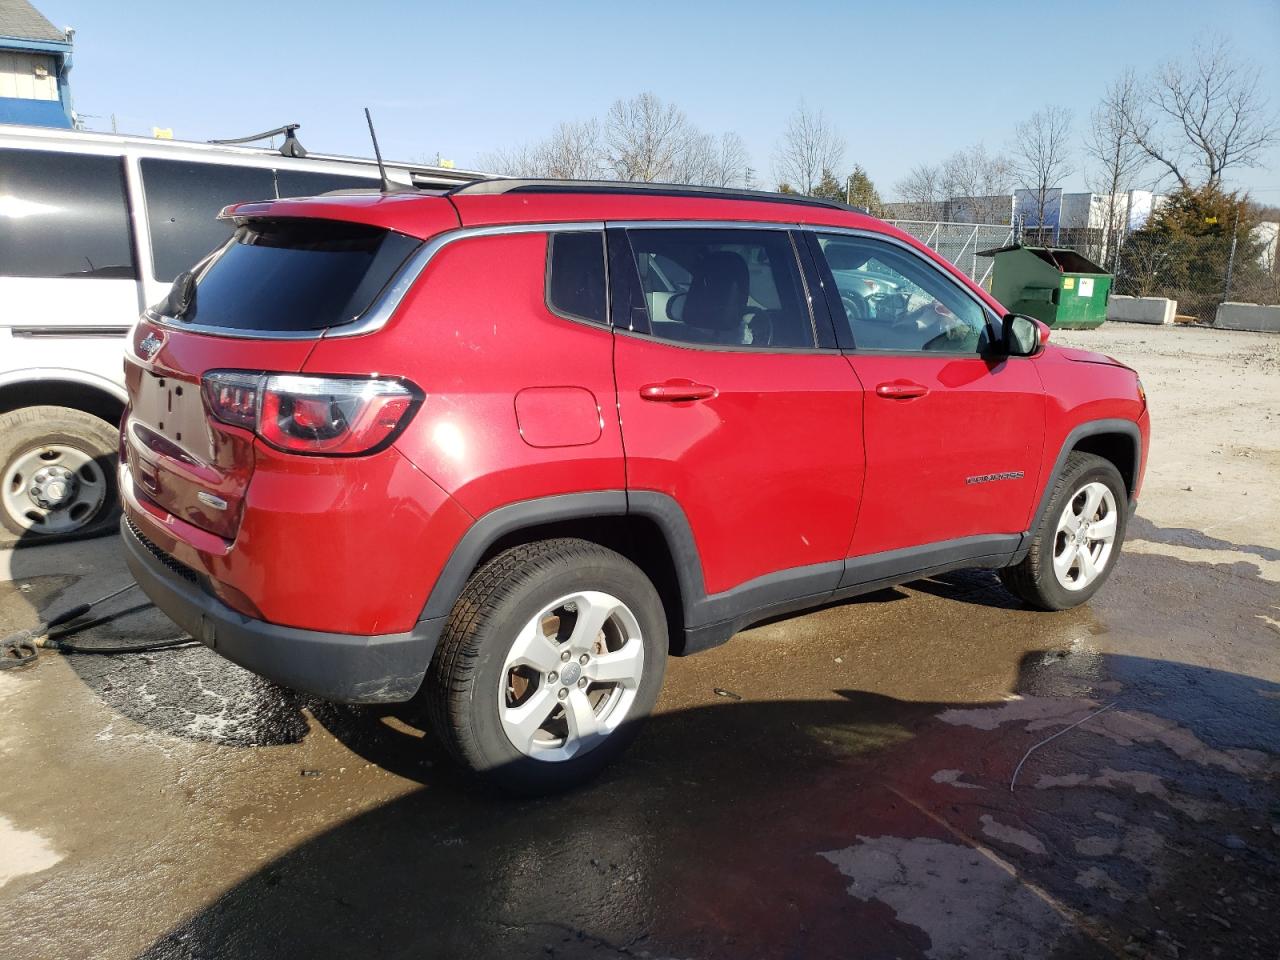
[145, 221, 607, 341]
[146, 217, 991, 345]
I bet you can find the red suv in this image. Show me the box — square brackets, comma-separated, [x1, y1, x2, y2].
[120, 181, 1149, 791]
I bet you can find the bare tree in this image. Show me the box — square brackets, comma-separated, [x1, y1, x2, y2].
[481, 119, 603, 179]
[1123, 38, 1278, 189]
[893, 163, 946, 220]
[483, 93, 752, 187]
[1013, 106, 1074, 234]
[709, 131, 750, 188]
[1086, 71, 1149, 267]
[773, 102, 845, 196]
[605, 93, 695, 182]
[539, 119, 605, 179]
[942, 144, 1014, 223]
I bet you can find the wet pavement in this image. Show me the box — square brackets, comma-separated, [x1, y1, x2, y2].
[1, 325, 1277, 960]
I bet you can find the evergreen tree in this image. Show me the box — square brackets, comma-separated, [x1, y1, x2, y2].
[810, 168, 845, 202]
[845, 164, 884, 215]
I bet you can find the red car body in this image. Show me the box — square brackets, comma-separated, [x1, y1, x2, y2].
[120, 184, 1149, 703]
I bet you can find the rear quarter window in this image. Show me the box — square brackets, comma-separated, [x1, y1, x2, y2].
[0, 148, 136, 279]
[546, 231, 607, 325]
[177, 218, 420, 332]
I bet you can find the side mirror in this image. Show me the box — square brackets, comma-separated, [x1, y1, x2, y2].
[1001, 314, 1048, 357]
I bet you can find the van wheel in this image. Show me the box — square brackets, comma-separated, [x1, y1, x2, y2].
[426, 538, 668, 794]
[0, 406, 120, 545]
[1000, 452, 1128, 610]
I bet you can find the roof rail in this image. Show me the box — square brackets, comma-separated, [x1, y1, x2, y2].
[446, 178, 868, 214]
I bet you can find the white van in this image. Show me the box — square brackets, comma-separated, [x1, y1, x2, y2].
[0, 123, 485, 543]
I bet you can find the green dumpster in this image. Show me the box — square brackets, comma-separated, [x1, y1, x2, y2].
[977, 244, 1112, 329]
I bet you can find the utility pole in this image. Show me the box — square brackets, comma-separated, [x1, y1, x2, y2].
[1223, 206, 1241, 304]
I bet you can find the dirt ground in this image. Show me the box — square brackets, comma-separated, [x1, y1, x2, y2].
[1, 323, 1277, 960]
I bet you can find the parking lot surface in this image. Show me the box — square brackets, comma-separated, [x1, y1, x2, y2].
[1, 324, 1277, 960]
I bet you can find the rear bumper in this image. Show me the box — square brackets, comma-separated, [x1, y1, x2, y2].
[122, 517, 443, 703]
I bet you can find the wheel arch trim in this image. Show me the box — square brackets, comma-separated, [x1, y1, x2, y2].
[1029, 418, 1142, 534]
[0, 368, 129, 406]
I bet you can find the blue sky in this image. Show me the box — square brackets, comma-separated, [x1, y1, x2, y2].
[39, 0, 1280, 198]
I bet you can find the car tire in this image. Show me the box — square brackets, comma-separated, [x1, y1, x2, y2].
[1000, 452, 1128, 611]
[0, 406, 120, 546]
[425, 538, 668, 794]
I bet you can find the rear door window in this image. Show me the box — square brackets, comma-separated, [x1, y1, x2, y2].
[176, 218, 419, 332]
[0, 148, 136, 279]
[625, 228, 815, 348]
[140, 158, 275, 282]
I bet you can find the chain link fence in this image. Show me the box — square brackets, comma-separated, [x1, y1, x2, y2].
[885, 221, 1015, 286]
[895, 219, 1279, 324]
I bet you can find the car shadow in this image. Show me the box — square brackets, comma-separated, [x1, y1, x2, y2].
[136, 647, 1280, 960]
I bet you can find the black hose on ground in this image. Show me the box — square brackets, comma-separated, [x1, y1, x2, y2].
[0, 582, 196, 669]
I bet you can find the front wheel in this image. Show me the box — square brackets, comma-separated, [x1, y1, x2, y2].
[1000, 452, 1128, 610]
[425, 538, 668, 794]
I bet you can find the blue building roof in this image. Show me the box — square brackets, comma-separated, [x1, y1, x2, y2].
[0, 95, 71, 127]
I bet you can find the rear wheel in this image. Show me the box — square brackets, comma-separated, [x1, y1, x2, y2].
[1000, 451, 1128, 610]
[426, 538, 668, 793]
[0, 406, 120, 544]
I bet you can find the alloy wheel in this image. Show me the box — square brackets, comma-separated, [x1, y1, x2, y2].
[1052, 481, 1118, 591]
[498, 590, 645, 763]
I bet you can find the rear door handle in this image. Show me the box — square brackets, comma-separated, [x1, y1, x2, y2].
[875, 380, 929, 400]
[640, 379, 717, 402]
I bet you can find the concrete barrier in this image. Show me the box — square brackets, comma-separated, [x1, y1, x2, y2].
[1107, 295, 1176, 325]
[1214, 302, 1280, 333]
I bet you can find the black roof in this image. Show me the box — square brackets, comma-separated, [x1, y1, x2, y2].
[448, 178, 868, 215]
[0, 0, 65, 42]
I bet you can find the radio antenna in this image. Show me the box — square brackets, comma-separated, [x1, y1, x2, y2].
[363, 107, 395, 193]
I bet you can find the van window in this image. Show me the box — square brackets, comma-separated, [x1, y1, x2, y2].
[141, 158, 275, 283]
[275, 170, 382, 198]
[177, 218, 419, 331]
[547, 232, 607, 325]
[0, 148, 136, 279]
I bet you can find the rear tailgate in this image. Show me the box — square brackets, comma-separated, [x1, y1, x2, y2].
[123, 214, 429, 540]
[124, 321, 313, 539]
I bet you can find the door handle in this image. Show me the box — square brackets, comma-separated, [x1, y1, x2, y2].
[640, 379, 717, 402]
[875, 380, 929, 400]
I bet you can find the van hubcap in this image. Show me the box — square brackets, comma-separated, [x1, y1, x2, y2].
[2, 445, 106, 535]
[1053, 481, 1118, 591]
[498, 590, 644, 763]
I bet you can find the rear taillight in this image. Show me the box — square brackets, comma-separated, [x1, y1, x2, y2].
[202, 371, 420, 456]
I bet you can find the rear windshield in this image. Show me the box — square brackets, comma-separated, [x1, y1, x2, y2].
[175, 219, 420, 331]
